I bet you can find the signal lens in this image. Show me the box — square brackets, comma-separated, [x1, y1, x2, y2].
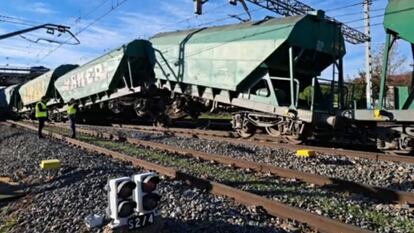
[142, 193, 161, 211]
[117, 181, 136, 198]
[142, 176, 160, 193]
[118, 200, 137, 218]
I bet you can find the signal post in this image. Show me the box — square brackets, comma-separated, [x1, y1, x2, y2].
[105, 172, 163, 233]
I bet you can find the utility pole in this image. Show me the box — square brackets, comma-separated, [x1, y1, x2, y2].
[364, 0, 373, 108]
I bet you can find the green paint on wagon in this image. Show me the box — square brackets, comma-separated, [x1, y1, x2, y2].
[54, 40, 156, 103]
[150, 13, 345, 92]
[384, 0, 414, 44]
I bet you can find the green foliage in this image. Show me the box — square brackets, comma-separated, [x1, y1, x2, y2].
[352, 42, 410, 107]
[0, 218, 16, 233]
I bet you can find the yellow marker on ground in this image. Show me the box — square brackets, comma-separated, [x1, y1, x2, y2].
[296, 150, 315, 158]
[40, 159, 61, 170]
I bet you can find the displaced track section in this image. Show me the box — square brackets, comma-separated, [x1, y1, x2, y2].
[113, 124, 414, 164]
[6, 120, 374, 233]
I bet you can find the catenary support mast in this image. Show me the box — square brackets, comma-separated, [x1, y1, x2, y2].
[364, 0, 373, 108]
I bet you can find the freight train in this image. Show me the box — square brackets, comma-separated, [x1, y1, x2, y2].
[2, 40, 167, 123]
[0, 0, 413, 154]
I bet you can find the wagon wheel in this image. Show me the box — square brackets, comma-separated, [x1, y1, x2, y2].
[265, 125, 282, 137]
[236, 119, 255, 138]
[286, 122, 303, 144]
[153, 114, 171, 128]
[134, 99, 148, 117]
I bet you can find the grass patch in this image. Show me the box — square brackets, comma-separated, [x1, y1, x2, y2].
[0, 196, 16, 233]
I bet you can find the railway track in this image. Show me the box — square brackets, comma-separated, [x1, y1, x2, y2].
[9, 120, 414, 232]
[112, 123, 414, 164]
[38, 121, 414, 192]
[40, 122, 414, 204]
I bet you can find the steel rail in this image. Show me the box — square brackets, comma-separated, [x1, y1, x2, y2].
[113, 124, 414, 164]
[43, 122, 414, 205]
[4, 120, 373, 233]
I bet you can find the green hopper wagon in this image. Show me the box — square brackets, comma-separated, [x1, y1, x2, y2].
[151, 12, 346, 141]
[17, 64, 78, 118]
[54, 39, 159, 121]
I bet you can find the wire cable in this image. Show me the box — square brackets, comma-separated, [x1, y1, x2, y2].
[33, 0, 114, 61]
[344, 5, 414, 24]
[333, 8, 385, 18]
[0, 18, 35, 27]
[325, 1, 364, 12]
[0, 14, 42, 26]
[35, 0, 128, 63]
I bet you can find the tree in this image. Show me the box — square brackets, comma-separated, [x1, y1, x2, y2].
[352, 42, 410, 107]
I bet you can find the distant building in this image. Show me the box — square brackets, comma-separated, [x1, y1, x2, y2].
[0, 65, 49, 86]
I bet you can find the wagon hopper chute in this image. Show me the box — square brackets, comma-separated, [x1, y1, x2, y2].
[54, 39, 161, 122]
[0, 84, 21, 119]
[0, 87, 7, 117]
[151, 11, 346, 141]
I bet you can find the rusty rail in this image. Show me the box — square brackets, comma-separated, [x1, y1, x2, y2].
[5, 120, 373, 233]
[113, 124, 414, 164]
[42, 122, 414, 204]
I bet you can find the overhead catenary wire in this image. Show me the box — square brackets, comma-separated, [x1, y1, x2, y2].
[0, 14, 43, 26]
[324, 1, 364, 12]
[66, 2, 259, 60]
[156, 6, 267, 55]
[0, 18, 35, 27]
[355, 22, 383, 29]
[333, 8, 385, 18]
[77, 0, 111, 21]
[33, 0, 115, 60]
[195, 7, 266, 28]
[176, 2, 230, 26]
[324, 0, 381, 12]
[344, 6, 414, 24]
[35, 0, 129, 63]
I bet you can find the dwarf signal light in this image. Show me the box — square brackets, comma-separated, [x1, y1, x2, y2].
[107, 177, 137, 228]
[132, 172, 161, 214]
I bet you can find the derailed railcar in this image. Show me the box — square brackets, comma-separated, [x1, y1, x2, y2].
[338, 0, 414, 154]
[0, 84, 21, 118]
[0, 86, 7, 118]
[18, 64, 78, 119]
[151, 11, 347, 142]
[54, 39, 164, 122]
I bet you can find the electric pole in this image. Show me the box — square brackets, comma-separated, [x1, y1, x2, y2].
[364, 0, 373, 108]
